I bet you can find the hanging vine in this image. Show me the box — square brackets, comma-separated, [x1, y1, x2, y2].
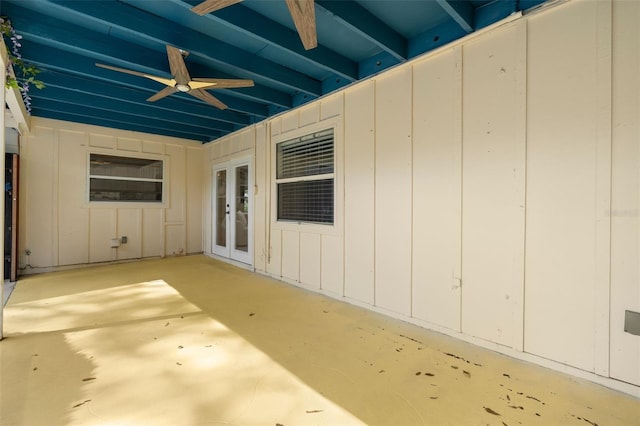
[1, 16, 44, 112]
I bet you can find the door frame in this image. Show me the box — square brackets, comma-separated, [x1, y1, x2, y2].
[10, 154, 18, 282]
[211, 157, 253, 266]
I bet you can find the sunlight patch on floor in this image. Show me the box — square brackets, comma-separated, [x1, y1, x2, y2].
[3, 279, 363, 426]
[6, 281, 201, 334]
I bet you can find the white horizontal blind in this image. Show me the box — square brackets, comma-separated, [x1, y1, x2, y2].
[276, 129, 334, 224]
[277, 129, 334, 179]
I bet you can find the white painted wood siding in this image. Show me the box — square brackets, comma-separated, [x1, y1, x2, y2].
[610, 0, 640, 386]
[374, 69, 413, 316]
[461, 23, 526, 348]
[19, 117, 203, 271]
[524, 0, 611, 373]
[207, 0, 637, 390]
[412, 48, 462, 332]
[344, 82, 375, 304]
[58, 130, 90, 265]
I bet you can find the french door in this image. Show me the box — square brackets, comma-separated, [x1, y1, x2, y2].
[212, 159, 252, 265]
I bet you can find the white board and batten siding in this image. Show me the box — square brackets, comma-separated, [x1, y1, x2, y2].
[461, 22, 527, 349]
[525, 0, 613, 376]
[374, 68, 413, 316]
[412, 47, 463, 332]
[344, 81, 375, 305]
[201, 0, 640, 394]
[19, 117, 204, 271]
[253, 123, 269, 273]
[610, 0, 640, 387]
[257, 95, 346, 295]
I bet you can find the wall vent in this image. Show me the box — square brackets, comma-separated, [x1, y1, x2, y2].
[624, 310, 640, 336]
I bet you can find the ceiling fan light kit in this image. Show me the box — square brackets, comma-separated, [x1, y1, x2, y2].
[176, 83, 191, 93]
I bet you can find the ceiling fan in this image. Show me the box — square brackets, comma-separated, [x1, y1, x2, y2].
[191, 0, 317, 50]
[95, 44, 254, 109]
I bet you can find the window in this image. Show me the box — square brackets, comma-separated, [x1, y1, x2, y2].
[276, 129, 334, 224]
[89, 153, 163, 202]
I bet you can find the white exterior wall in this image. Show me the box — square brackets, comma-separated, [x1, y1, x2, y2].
[204, 0, 639, 393]
[19, 117, 204, 271]
[524, 0, 610, 375]
[461, 23, 527, 349]
[610, 0, 640, 387]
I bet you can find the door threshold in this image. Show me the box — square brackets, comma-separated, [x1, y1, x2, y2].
[206, 253, 254, 271]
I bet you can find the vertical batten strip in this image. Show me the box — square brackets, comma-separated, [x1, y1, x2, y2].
[52, 130, 59, 266]
[453, 45, 464, 334]
[340, 95, 346, 297]
[372, 79, 377, 308]
[409, 63, 414, 318]
[513, 19, 528, 352]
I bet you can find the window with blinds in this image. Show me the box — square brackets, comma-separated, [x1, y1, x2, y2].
[276, 129, 334, 224]
[89, 153, 164, 202]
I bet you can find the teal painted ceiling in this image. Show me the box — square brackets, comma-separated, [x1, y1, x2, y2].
[1, 0, 548, 142]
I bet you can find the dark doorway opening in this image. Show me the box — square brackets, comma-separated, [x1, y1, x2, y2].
[5, 153, 18, 282]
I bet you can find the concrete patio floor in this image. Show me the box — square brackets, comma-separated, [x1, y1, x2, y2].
[1, 255, 638, 425]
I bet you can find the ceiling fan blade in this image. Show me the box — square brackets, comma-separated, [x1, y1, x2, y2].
[285, 0, 317, 50]
[190, 78, 255, 89]
[147, 86, 177, 102]
[166, 45, 191, 85]
[190, 89, 228, 110]
[96, 63, 175, 87]
[191, 0, 243, 16]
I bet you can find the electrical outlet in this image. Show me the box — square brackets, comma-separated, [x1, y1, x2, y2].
[121, 236, 128, 244]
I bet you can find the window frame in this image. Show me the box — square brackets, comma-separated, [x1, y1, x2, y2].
[271, 119, 342, 235]
[276, 128, 334, 225]
[87, 151, 166, 205]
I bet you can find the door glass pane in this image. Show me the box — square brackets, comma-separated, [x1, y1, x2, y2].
[235, 165, 249, 252]
[216, 169, 227, 247]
